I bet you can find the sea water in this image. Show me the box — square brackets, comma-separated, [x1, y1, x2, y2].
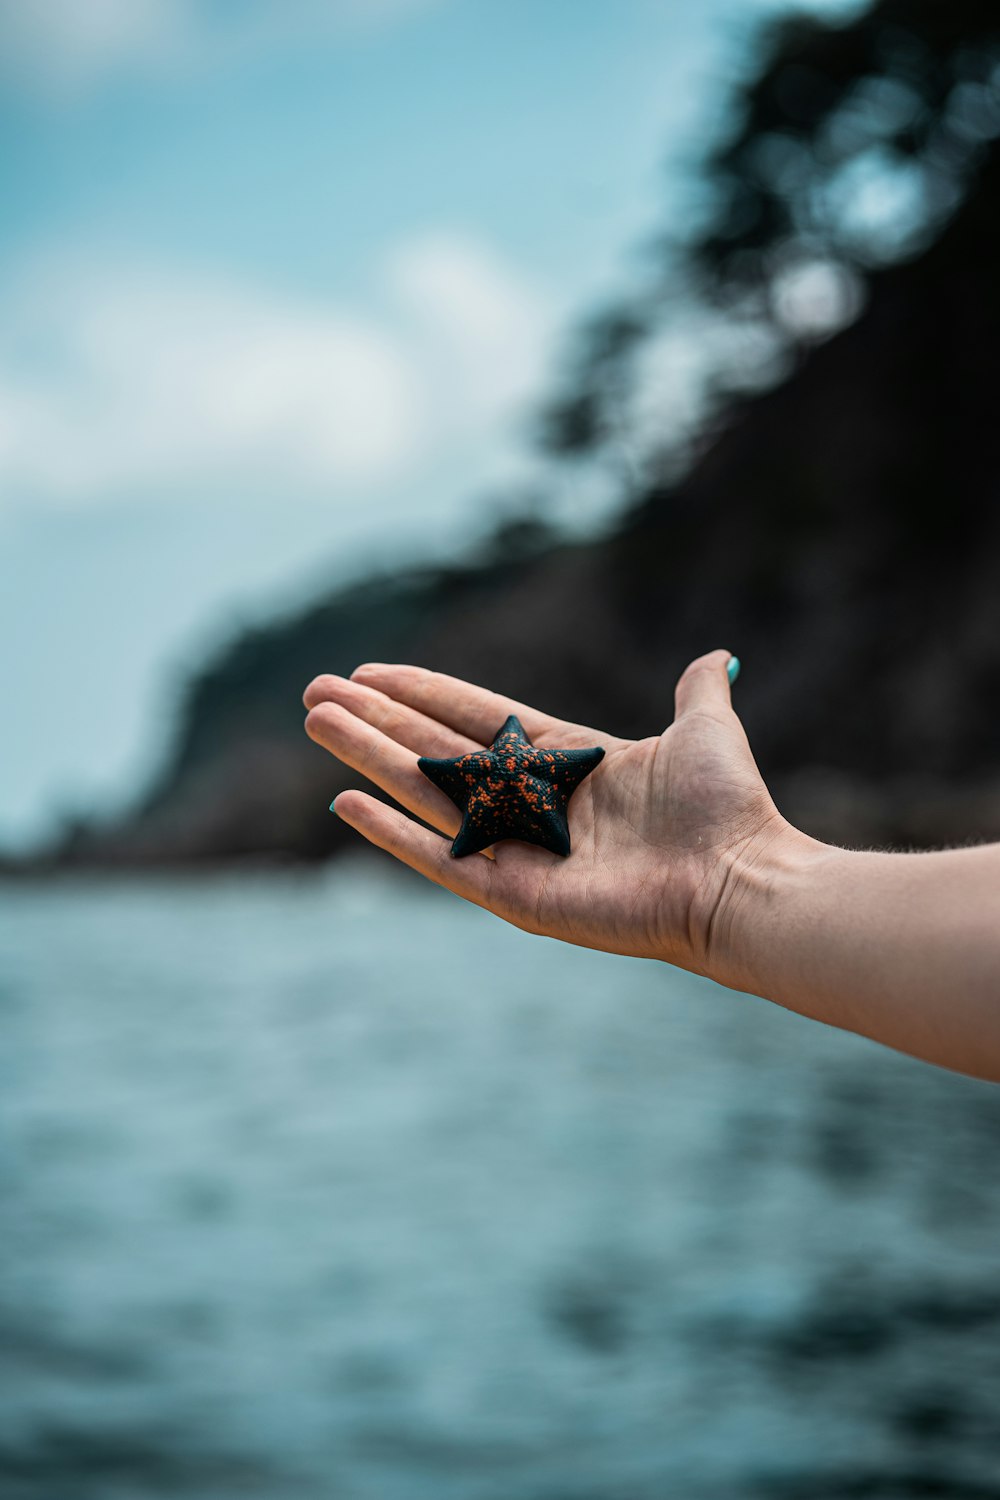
[1, 861, 999, 1498]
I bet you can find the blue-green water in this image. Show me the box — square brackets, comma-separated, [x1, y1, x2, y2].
[2, 862, 1000, 1498]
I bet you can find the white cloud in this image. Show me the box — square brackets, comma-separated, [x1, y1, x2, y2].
[0, 0, 446, 93]
[0, 235, 551, 508]
[387, 233, 549, 423]
[0, 0, 180, 88]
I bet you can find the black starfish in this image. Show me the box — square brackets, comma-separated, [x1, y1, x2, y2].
[418, 715, 604, 858]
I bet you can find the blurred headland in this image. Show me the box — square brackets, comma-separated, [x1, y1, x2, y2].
[10, 0, 1000, 872]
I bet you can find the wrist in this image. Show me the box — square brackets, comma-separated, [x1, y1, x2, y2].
[698, 817, 831, 993]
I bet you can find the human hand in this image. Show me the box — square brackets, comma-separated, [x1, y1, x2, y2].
[303, 651, 797, 978]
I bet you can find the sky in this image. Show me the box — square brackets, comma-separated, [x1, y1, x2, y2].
[0, 0, 859, 849]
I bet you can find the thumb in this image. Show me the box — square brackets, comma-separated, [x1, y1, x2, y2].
[674, 649, 738, 721]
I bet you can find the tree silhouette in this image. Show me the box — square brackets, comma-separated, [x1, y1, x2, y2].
[540, 0, 1000, 466]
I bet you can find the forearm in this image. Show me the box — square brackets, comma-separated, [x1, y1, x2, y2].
[711, 832, 1000, 1080]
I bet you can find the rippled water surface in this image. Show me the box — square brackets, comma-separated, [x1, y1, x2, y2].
[2, 864, 1000, 1498]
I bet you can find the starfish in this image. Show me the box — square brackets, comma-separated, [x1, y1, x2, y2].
[418, 715, 604, 858]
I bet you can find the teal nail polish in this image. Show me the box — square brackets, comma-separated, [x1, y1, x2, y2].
[726, 655, 741, 685]
[329, 800, 339, 815]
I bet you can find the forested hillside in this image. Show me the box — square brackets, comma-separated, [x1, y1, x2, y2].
[31, 0, 1000, 868]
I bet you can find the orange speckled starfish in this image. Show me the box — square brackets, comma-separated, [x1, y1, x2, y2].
[418, 714, 605, 858]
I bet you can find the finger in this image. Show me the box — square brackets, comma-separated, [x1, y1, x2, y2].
[303, 673, 480, 757]
[306, 700, 462, 837]
[350, 663, 562, 743]
[332, 790, 501, 909]
[673, 649, 736, 721]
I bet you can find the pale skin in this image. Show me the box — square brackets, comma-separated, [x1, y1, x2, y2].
[304, 650, 1000, 1083]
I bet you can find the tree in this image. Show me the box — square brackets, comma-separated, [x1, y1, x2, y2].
[539, 0, 1000, 470]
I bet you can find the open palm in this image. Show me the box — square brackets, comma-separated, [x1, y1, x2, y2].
[304, 650, 785, 972]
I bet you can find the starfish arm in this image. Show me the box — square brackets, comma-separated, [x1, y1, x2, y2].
[453, 806, 572, 858]
[528, 807, 572, 857]
[417, 757, 471, 808]
[418, 751, 494, 809]
[450, 816, 503, 858]
[490, 715, 530, 752]
[530, 745, 605, 791]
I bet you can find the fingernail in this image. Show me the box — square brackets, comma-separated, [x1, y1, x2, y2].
[329, 800, 339, 815]
[726, 655, 741, 685]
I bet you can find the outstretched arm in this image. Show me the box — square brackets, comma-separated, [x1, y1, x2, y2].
[716, 835, 1000, 1082]
[303, 653, 1000, 1082]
